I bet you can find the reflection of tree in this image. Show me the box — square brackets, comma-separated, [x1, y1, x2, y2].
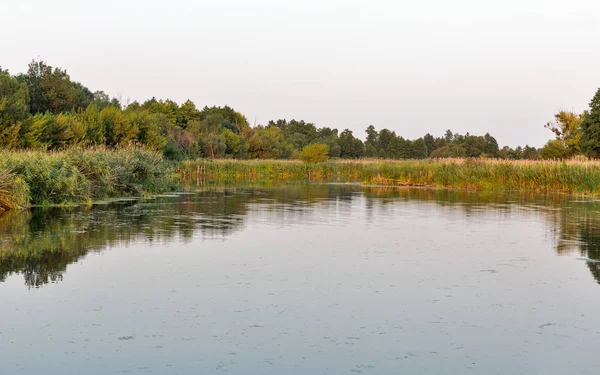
[3, 183, 600, 287]
[0, 185, 362, 288]
[579, 223, 600, 284]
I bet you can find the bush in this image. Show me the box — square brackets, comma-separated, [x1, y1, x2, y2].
[0, 146, 176, 208]
[300, 143, 329, 163]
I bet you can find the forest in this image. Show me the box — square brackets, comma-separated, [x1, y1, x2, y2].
[4, 59, 599, 161]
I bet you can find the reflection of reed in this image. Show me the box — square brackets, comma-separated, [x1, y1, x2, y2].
[1, 184, 600, 288]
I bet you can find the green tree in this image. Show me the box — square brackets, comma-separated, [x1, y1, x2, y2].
[386, 137, 410, 159]
[483, 133, 499, 157]
[365, 125, 378, 147]
[522, 145, 539, 160]
[79, 104, 104, 145]
[177, 99, 201, 127]
[365, 144, 377, 157]
[339, 129, 364, 159]
[377, 128, 395, 154]
[545, 111, 582, 157]
[300, 143, 329, 163]
[0, 70, 30, 148]
[423, 133, 436, 156]
[410, 138, 428, 159]
[19, 60, 92, 114]
[127, 111, 167, 151]
[539, 139, 570, 160]
[221, 128, 248, 158]
[202, 134, 227, 158]
[100, 106, 138, 146]
[580, 88, 600, 157]
[248, 126, 292, 159]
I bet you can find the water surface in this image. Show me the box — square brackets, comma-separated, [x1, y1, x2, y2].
[1, 184, 600, 374]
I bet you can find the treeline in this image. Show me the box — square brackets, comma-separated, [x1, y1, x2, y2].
[1, 59, 599, 160]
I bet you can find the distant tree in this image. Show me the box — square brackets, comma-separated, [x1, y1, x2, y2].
[18, 60, 93, 114]
[248, 126, 292, 159]
[0, 70, 30, 148]
[423, 133, 436, 156]
[126, 111, 167, 151]
[539, 139, 570, 160]
[365, 125, 378, 147]
[463, 135, 487, 157]
[365, 144, 377, 157]
[410, 138, 428, 159]
[202, 133, 227, 158]
[522, 145, 539, 160]
[79, 104, 104, 144]
[221, 128, 248, 158]
[377, 128, 395, 153]
[300, 143, 329, 163]
[444, 129, 454, 143]
[339, 129, 364, 159]
[177, 99, 201, 127]
[579, 88, 600, 157]
[100, 106, 138, 146]
[430, 144, 466, 158]
[545, 110, 583, 157]
[483, 133, 499, 157]
[386, 136, 410, 159]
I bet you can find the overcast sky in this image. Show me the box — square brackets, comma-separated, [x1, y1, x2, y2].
[2, 0, 599, 147]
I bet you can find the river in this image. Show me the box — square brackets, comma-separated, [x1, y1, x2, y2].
[1, 184, 599, 374]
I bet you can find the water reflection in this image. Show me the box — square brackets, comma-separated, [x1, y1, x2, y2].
[1, 184, 600, 288]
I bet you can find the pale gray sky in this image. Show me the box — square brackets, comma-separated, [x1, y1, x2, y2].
[2, 0, 599, 147]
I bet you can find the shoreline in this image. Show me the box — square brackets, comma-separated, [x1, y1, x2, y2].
[4, 154, 600, 213]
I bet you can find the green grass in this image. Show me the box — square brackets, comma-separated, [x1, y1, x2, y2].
[178, 158, 600, 195]
[0, 146, 176, 210]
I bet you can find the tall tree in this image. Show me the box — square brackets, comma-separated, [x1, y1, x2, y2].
[18, 60, 93, 114]
[0, 69, 30, 148]
[339, 129, 364, 159]
[580, 88, 600, 157]
[545, 110, 583, 157]
[365, 125, 378, 147]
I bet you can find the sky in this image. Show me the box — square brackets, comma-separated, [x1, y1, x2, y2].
[1, 0, 600, 147]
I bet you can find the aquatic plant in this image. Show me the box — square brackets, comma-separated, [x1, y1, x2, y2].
[178, 158, 600, 195]
[0, 146, 175, 208]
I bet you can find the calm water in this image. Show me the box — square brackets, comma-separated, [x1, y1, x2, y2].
[2, 184, 600, 374]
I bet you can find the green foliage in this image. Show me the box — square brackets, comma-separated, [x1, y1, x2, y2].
[581, 88, 600, 157]
[339, 129, 364, 159]
[180, 158, 600, 195]
[300, 143, 329, 163]
[545, 111, 582, 157]
[19, 60, 93, 114]
[540, 139, 570, 160]
[365, 144, 377, 158]
[0, 147, 175, 207]
[430, 144, 466, 158]
[0, 58, 568, 163]
[248, 126, 293, 159]
[0, 70, 30, 124]
[127, 111, 167, 151]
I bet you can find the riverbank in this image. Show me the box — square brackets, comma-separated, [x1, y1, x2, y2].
[0, 147, 175, 211]
[178, 158, 600, 195]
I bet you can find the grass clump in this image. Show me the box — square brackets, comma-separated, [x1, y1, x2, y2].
[0, 146, 175, 209]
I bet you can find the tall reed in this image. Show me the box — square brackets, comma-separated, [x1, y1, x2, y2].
[0, 146, 176, 209]
[178, 158, 600, 195]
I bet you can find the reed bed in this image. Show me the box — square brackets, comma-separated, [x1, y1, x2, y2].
[0, 147, 175, 210]
[178, 158, 600, 195]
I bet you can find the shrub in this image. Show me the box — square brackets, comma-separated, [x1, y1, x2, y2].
[0, 146, 175, 208]
[300, 143, 329, 163]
